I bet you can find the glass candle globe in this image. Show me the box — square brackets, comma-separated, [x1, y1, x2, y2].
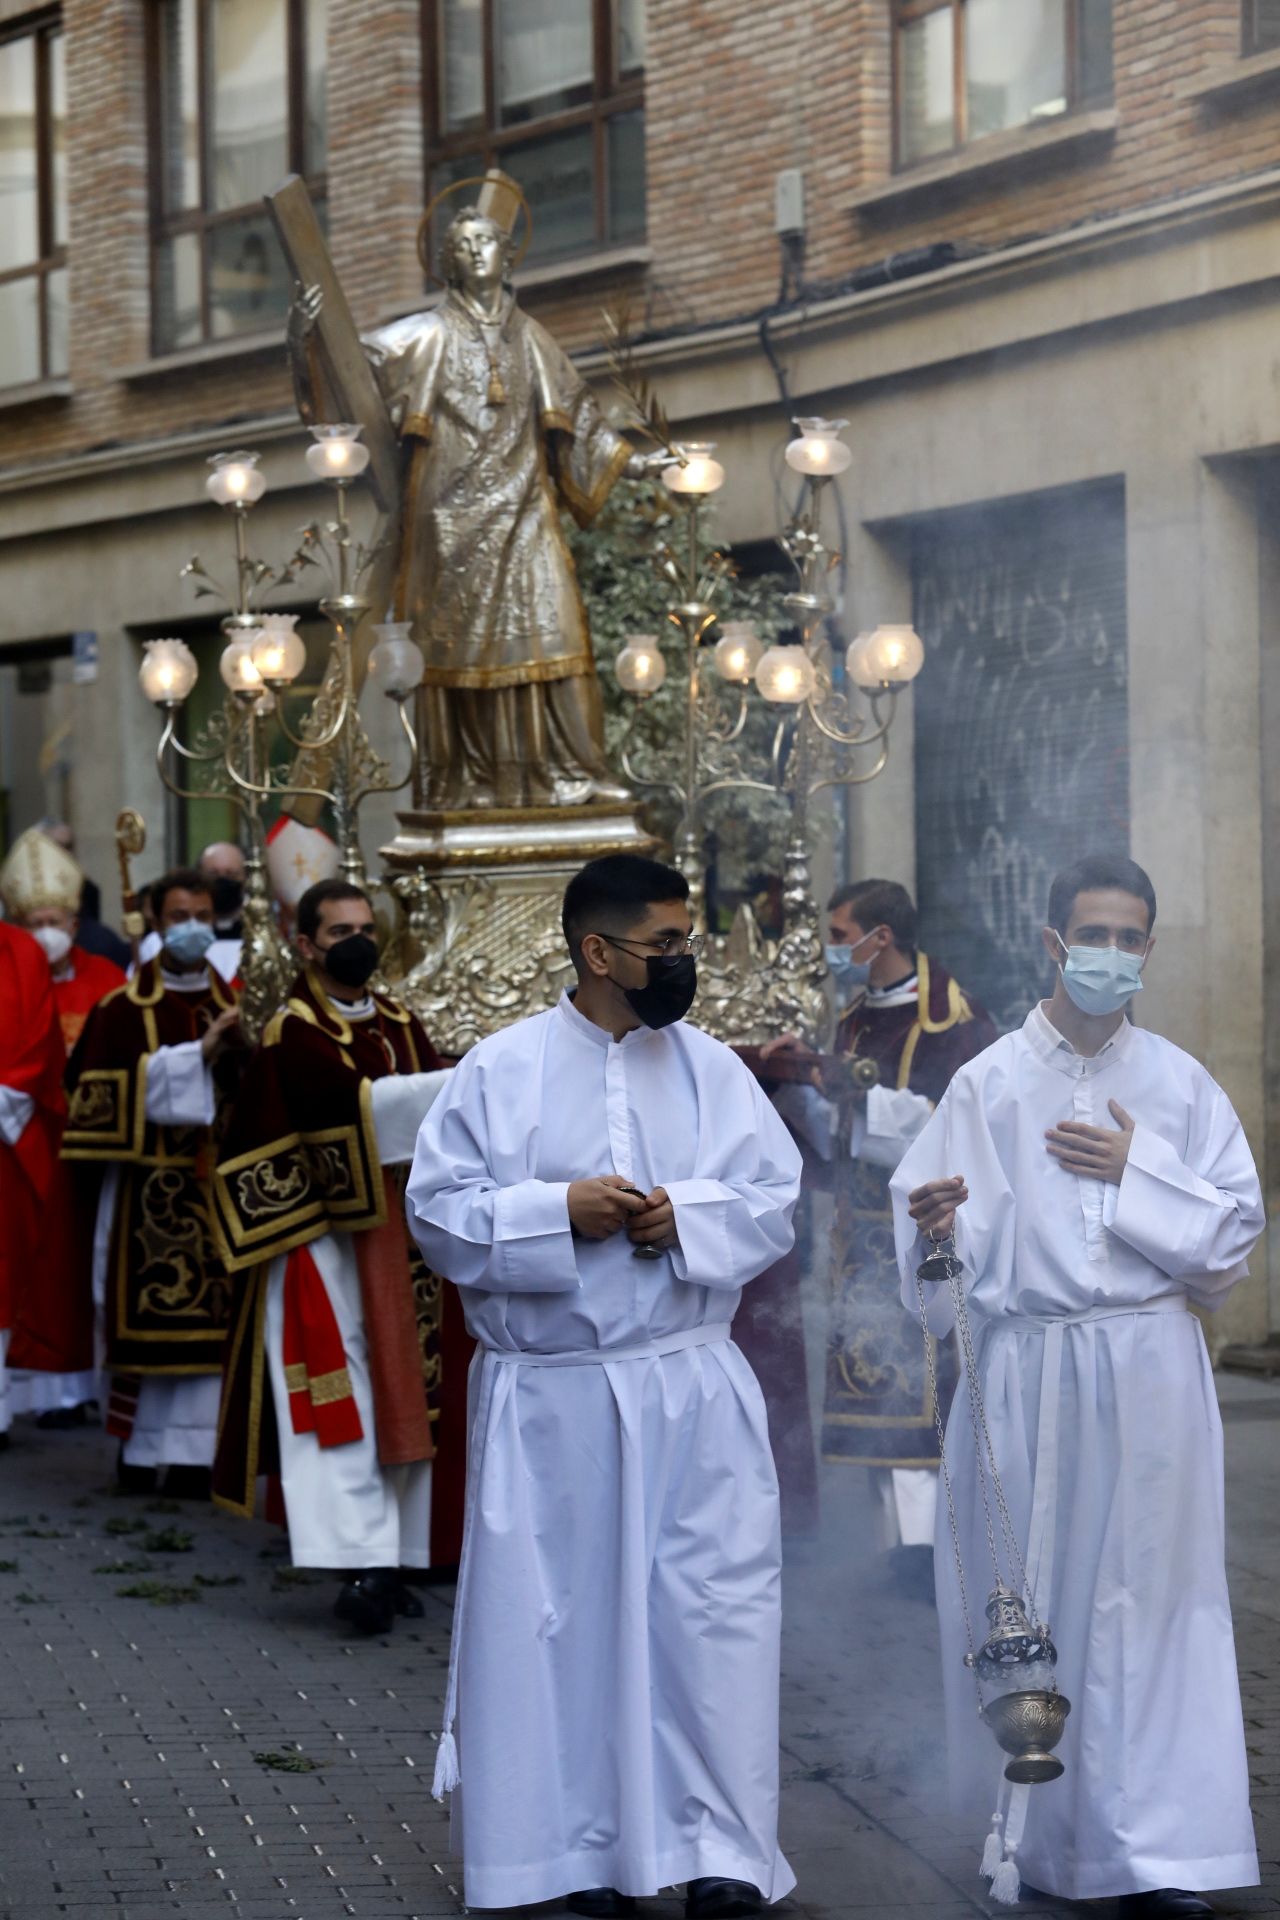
[784, 417, 853, 478]
[755, 643, 817, 705]
[206, 450, 267, 507]
[845, 630, 877, 689]
[306, 424, 371, 481]
[858, 623, 925, 687]
[615, 635, 667, 695]
[367, 621, 426, 699]
[250, 613, 307, 686]
[219, 633, 264, 697]
[139, 637, 199, 706]
[713, 622, 763, 684]
[663, 443, 725, 496]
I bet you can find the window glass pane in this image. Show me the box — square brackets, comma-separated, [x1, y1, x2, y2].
[497, 0, 593, 128]
[427, 151, 484, 271]
[440, 0, 483, 132]
[46, 265, 68, 376]
[1252, 1, 1280, 49]
[305, 0, 328, 174]
[158, 0, 200, 212]
[607, 110, 645, 244]
[898, 8, 953, 165]
[616, 0, 646, 79]
[504, 126, 595, 262]
[1078, 0, 1113, 101]
[966, 0, 1067, 139]
[0, 37, 38, 271]
[154, 230, 202, 352]
[0, 274, 40, 386]
[210, 0, 289, 212]
[208, 209, 290, 337]
[49, 31, 68, 249]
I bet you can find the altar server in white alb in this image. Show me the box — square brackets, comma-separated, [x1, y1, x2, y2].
[891, 854, 1263, 1920]
[407, 853, 802, 1919]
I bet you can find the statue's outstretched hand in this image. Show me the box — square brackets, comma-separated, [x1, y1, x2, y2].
[288, 281, 324, 344]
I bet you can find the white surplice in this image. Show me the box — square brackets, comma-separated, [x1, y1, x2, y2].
[405, 992, 803, 1911]
[263, 1060, 451, 1569]
[889, 1003, 1264, 1901]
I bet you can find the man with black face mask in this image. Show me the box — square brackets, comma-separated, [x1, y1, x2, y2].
[406, 853, 803, 1920]
[197, 841, 246, 941]
[211, 880, 467, 1635]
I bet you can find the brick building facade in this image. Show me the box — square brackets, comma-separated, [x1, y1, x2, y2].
[2, 0, 1280, 1335]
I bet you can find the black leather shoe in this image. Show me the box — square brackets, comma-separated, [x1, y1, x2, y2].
[685, 1879, 762, 1919]
[394, 1581, 425, 1619]
[1118, 1894, 1214, 1918]
[36, 1404, 88, 1430]
[566, 1891, 636, 1917]
[162, 1465, 212, 1499]
[334, 1570, 396, 1636]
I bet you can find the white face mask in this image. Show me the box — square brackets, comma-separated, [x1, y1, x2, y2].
[32, 925, 73, 967]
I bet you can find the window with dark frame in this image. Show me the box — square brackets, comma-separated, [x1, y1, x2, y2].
[423, 0, 646, 271]
[1244, 0, 1280, 52]
[892, 0, 1113, 172]
[146, 0, 327, 357]
[0, 13, 67, 391]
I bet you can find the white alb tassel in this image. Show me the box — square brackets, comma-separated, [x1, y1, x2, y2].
[988, 1858, 1021, 1906]
[980, 1812, 1004, 1880]
[432, 1728, 459, 1800]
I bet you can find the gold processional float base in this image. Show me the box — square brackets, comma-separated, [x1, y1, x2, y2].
[380, 801, 831, 1057]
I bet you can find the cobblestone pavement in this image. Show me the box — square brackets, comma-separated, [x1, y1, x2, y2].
[0, 1368, 1276, 1920]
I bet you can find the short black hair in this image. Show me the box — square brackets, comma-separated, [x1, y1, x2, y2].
[1047, 854, 1157, 937]
[152, 868, 212, 921]
[297, 879, 373, 941]
[827, 878, 917, 950]
[561, 854, 689, 970]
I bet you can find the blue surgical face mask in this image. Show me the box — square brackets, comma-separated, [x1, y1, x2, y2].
[825, 929, 880, 1000]
[163, 919, 215, 967]
[1054, 933, 1147, 1017]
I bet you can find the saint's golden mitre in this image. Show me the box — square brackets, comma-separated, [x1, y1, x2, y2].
[0, 826, 83, 918]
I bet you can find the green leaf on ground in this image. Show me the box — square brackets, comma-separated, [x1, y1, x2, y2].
[252, 1750, 320, 1773]
[0, 1560, 19, 1574]
[94, 1559, 153, 1575]
[140, 1527, 195, 1554]
[144, 1498, 183, 1514]
[194, 1572, 243, 1588]
[20, 1527, 68, 1539]
[14, 1592, 46, 1605]
[116, 1581, 201, 1606]
[104, 1516, 147, 1537]
[270, 1567, 321, 1589]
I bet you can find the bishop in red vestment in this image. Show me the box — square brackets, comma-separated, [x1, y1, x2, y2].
[1, 827, 125, 1417]
[212, 880, 463, 1636]
[0, 919, 66, 1438]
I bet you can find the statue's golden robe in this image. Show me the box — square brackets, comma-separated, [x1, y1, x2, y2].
[367, 290, 631, 692]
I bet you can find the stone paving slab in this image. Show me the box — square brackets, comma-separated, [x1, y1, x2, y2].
[0, 1367, 1276, 1917]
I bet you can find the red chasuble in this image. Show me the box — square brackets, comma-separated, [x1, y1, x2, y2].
[822, 953, 997, 1467]
[62, 960, 239, 1376]
[7, 946, 125, 1377]
[211, 970, 471, 1563]
[0, 924, 66, 1332]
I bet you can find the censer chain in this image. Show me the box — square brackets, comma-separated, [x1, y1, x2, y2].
[914, 1267, 983, 1707]
[946, 1260, 1044, 1638]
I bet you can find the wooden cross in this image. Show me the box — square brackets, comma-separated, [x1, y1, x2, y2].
[265, 174, 401, 516]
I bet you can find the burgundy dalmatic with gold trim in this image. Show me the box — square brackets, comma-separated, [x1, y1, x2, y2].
[62, 961, 239, 1377]
[822, 953, 997, 1467]
[211, 969, 471, 1563]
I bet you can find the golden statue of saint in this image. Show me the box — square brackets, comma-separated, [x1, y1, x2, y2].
[288, 176, 659, 811]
